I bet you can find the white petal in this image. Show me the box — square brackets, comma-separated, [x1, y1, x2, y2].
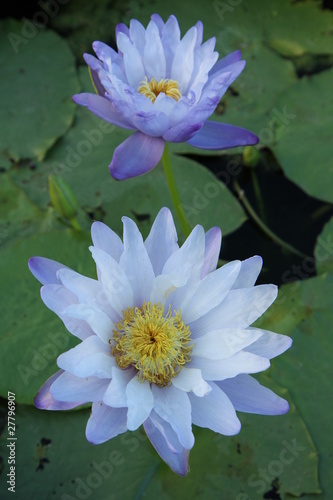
[41, 285, 94, 340]
[192, 328, 263, 359]
[146, 410, 182, 453]
[180, 260, 241, 324]
[218, 374, 289, 415]
[162, 227, 206, 310]
[91, 221, 124, 263]
[162, 225, 205, 293]
[161, 15, 181, 77]
[171, 26, 197, 92]
[189, 351, 270, 380]
[86, 402, 128, 444]
[89, 246, 134, 316]
[57, 336, 115, 378]
[194, 20, 203, 48]
[50, 372, 109, 402]
[129, 19, 146, 55]
[41, 283, 76, 313]
[144, 21, 166, 80]
[119, 217, 155, 306]
[144, 412, 190, 476]
[201, 226, 222, 278]
[103, 367, 136, 407]
[145, 207, 179, 276]
[116, 32, 145, 88]
[63, 303, 113, 344]
[190, 285, 278, 336]
[57, 268, 113, 318]
[152, 384, 194, 449]
[245, 329, 292, 359]
[126, 377, 154, 430]
[189, 37, 218, 98]
[93, 41, 119, 72]
[189, 382, 241, 435]
[172, 368, 211, 397]
[231, 256, 263, 289]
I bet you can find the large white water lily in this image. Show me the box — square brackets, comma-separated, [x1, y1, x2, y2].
[73, 14, 258, 180]
[29, 208, 291, 475]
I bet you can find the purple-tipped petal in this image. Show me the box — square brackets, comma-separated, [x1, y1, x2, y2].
[201, 226, 222, 278]
[210, 50, 242, 75]
[132, 111, 170, 137]
[28, 257, 68, 285]
[116, 22, 129, 39]
[34, 370, 85, 410]
[217, 374, 290, 415]
[110, 132, 165, 180]
[144, 412, 190, 476]
[150, 13, 165, 33]
[89, 68, 106, 97]
[187, 121, 259, 150]
[73, 93, 134, 130]
[50, 371, 109, 402]
[162, 121, 202, 142]
[194, 20, 204, 49]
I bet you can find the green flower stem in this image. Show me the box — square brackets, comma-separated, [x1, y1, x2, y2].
[251, 170, 267, 223]
[234, 180, 308, 259]
[161, 143, 192, 238]
[69, 217, 82, 231]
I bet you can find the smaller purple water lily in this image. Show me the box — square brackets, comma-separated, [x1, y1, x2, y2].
[73, 14, 258, 180]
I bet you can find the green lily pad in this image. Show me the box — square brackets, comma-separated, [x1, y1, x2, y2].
[256, 270, 333, 497]
[315, 216, 333, 275]
[0, 229, 95, 405]
[49, 0, 125, 61]
[0, 19, 79, 166]
[272, 69, 333, 203]
[0, 384, 319, 499]
[0, 172, 44, 249]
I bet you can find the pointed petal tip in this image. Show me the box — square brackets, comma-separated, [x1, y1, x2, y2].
[72, 93, 84, 104]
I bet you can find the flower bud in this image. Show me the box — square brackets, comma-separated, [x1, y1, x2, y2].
[48, 175, 78, 221]
[243, 146, 260, 168]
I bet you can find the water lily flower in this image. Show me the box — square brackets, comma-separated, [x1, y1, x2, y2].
[73, 14, 259, 180]
[29, 208, 291, 476]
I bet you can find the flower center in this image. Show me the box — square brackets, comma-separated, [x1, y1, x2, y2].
[111, 302, 192, 386]
[138, 77, 182, 103]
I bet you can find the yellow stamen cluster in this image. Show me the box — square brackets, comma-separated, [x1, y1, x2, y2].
[138, 77, 182, 103]
[111, 302, 193, 387]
